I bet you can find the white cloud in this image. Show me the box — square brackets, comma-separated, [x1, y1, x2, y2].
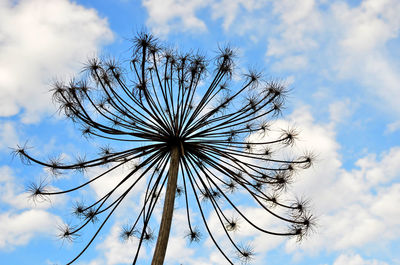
[0, 166, 66, 210]
[0, 166, 32, 209]
[0, 121, 19, 152]
[332, 253, 388, 265]
[385, 120, 400, 134]
[142, 0, 209, 36]
[0, 209, 62, 250]
[328, 98, 354, 125]
[141, 0, 269, 37]
[0, 166, 65, 250]
[76, 261, 103, 265]
[0, 0, 113, 123]
[266, 0, 322, 58]
[330, 0, 400, 114]
[271, 55, 309, 71]
[264, 0, 400, 116]
[210, 0, 266, 31]
[142, 0, 400, 117]
[335, 0, 400, 54]
[278, 107, 400, 256]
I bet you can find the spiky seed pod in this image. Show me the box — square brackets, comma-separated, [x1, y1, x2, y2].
[185, 227, 202, 243]
[236, 244, 255, 264]
[120, 224, 136, 242]
[176, 186, 184, 197]
[58, 224, 80, 243]
[225, 216, 240, 232]
[72, 201, 86, 218]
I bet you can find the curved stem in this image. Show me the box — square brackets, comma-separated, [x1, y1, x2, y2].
[151, 146, 180, 265]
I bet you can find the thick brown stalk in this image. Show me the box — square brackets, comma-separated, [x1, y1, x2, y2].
[151, 146, 180, 265]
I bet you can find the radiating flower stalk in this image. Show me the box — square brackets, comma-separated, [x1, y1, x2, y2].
[14, 33, 316, 264]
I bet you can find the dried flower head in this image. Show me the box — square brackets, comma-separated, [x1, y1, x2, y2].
[15, 32, 315, 264]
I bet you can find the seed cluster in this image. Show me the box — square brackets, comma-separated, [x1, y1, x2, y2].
[14, 32, 316, 264]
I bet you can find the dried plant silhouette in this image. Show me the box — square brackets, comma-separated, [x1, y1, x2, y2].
[13, 33, 316, 264]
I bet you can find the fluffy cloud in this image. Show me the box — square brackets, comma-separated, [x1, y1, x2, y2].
[142, 0, 209, 36]
[385, 120, 400, 134]
[332, 253, 388, 265]
[0, 0, 113, 123]
[274, 107, 400, 257]
[266, 0, 321, 61]
[210, 0, 266, 31]
[0, 209, 61, 250]
[0, 166, 32, 209]
[1, 208, 64, 249]
[265, 0, 400, 116]
[0, 121, 19, 152]
[330, 0, 400, 113]
[142, 0, 400, 116]
[142, 0, 270, 38]
[0, 166, 63, 250]
[328, 98, 354, 125]
[0, 166, 66, 209]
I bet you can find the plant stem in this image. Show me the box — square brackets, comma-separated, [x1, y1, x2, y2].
[151, 146, 180, 265]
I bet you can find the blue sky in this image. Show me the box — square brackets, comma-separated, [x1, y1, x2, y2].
[1, 0, 400, 264]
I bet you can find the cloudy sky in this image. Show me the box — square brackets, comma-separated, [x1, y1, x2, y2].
[1, 0, 400, 264]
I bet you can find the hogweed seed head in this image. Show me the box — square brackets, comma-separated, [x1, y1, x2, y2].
[16, 32, 316, 264]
